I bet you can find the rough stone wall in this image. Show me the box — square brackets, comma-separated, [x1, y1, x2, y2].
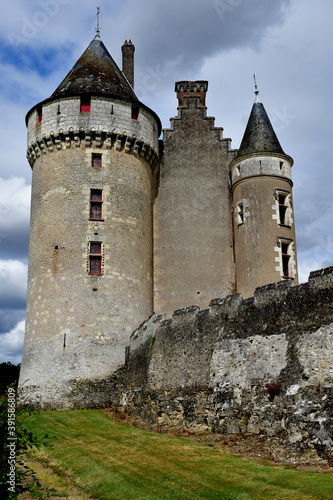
[153, 83, 237, 316]
[66, 267, 333, 458]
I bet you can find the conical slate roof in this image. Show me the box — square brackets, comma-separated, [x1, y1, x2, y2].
[236, 94, 284, 158]
[51, 35, 138, 103]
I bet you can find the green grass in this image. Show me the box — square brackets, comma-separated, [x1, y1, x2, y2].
[25, 410, 332, 500]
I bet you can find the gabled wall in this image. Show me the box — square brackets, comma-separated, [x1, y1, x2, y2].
[153, 82, 237, 315]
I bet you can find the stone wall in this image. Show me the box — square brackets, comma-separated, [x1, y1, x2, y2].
[24, 267, 333, 458]
[153, 81, 236, 315]
[66, 266, 333, 459]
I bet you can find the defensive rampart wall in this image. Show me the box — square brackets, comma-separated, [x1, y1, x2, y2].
[43, 267, 333, 457]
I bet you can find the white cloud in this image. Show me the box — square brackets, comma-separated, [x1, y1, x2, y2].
[0, 260, 28, 308]
[0, 319, 25, 364]
[0, 178, 30, 259]
[0, 177, 30, 225]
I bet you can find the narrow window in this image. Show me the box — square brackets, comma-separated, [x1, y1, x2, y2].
[278, 194, 287, 225]
[281, 242, 290, 277]
[237, 202, 244, 225]
[89, 242, 102, 274]
[81, 96, 91, 112]
[37, 105, 42, 123]
[131, 103, 139, 120]
[90, 189, 102, 220]
[92, 153, 102, 169]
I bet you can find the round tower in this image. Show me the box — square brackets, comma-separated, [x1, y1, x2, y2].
[19, 33, 161, 408]
[230, 90, 298, 298]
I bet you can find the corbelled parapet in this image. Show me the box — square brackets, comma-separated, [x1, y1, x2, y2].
[175, 80, 208, 108]
[27, 129, 159, 171]
[26, 96, 160, 170]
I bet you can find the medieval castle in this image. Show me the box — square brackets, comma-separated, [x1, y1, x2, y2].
[19, 32, 299, 407]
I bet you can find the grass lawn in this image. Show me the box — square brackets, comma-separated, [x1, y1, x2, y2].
[23, 410, 332, 500]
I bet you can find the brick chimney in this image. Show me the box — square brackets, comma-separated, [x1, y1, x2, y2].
[122, 39, 135, 88]
[175, 81, 208, 108]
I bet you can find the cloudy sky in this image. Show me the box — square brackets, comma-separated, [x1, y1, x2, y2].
[0, 0, 332, 364]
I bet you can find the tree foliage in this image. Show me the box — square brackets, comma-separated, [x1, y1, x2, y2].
[0, 386, 48, 499]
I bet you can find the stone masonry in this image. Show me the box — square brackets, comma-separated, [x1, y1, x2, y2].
[64, 266, 333, 459]
[20, 33, 304, 421]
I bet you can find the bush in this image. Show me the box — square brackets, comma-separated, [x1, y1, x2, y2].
[0, 385, 47, 499]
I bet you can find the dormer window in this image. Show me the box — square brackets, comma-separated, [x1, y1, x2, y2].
[81, 96, 91, 112]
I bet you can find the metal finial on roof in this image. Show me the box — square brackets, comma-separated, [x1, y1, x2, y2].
[95, 6, 101, 38]
[253, 74, 260, 103]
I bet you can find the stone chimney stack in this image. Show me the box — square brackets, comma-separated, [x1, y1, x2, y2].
[122, 39, 135, 88]
[175, 81, 208, 109]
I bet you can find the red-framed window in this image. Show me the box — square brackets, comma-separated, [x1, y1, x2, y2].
[90, 189, 102, 220]
[92, 153, 102, 168]
[81, 96, 91, 112]
[131, 103, 139, 120]
[37, 105, 42, 123]
[89, 242, 102, 274]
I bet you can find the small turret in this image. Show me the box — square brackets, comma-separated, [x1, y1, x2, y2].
[230, 85, 298, 297]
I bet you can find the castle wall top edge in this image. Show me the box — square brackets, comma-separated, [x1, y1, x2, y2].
[129, 265, 333, 352]
[27, 96, 160, 155]
[25, 93, 162, 137]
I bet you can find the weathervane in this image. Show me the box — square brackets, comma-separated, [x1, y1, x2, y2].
[96, 6, 101, 37]
[253, 74, 259, 96]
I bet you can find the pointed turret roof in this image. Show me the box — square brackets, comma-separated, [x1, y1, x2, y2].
[51, 34, 138, 103]
[26, 35, 162, 133]
[236, 92, 284, 158]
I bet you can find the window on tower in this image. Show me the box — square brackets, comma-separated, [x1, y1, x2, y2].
[37, 104, 42, 123]
[92, 153, 102, 168]
[278, 194, 287, 225]
[81, 96, 91, 112]
[276, 190, 291, 227]
[90, 189, 102, 220]
[89, 242, 102, 274]
[131, 102, 139, 120]
[236, 202, 244, 225]
[278, 238, 295, 279]
[281, 242, 290, 277]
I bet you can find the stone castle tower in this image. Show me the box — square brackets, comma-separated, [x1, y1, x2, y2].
[19, 34, 297, 406]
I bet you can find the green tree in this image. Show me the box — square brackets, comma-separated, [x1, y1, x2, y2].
[0, 386, 46, 499]
[0, 363, 20, 395]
